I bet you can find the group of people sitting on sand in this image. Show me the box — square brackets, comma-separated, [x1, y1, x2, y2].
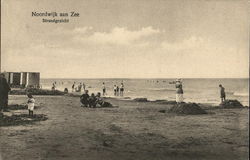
[80, 90, 112, 108]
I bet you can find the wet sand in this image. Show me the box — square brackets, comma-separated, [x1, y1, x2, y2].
[0, 95, 249, 160]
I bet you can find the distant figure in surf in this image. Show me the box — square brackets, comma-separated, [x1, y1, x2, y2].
[82, 82, 86, 91]
[77, 83, 82, 92]
[102, 82, 106, 96]
[52, 83, 56, 90]
[116, 85, 120, 96]
[72, 82, 75, 92]
[120, 83, 124, 96]
[219, 84, 226, 103]
[114, 85, 117, 96]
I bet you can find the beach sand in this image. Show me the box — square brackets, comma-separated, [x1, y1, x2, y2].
[0, 95, 249, 160]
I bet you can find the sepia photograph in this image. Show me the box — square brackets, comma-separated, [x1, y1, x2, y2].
[0, 0, 249, 159]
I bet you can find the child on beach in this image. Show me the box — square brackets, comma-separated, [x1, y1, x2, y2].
[27, 93, 35, 117]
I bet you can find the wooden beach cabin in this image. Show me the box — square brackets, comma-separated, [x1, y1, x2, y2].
[3, 72, 40, 88]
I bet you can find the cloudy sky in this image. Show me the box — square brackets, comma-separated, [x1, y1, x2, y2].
[1, 0, 249, 78]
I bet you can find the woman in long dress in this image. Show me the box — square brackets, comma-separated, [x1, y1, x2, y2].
[175, 79, 184, 104]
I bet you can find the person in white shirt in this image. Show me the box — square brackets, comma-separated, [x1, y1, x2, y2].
[27, 93, 35, 117]
[170, 79, 184, 104]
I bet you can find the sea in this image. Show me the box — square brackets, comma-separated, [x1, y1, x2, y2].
[40, 78, 249, 106]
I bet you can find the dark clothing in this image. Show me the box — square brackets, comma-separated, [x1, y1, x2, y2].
[89, 96, 97, 107]
[116, 87, 119, 96]
[0, 77, 11, 110]
[80, 93, 89, 107]
[96, 97, 112, 108]
[220, 87, 226, 98]
[80, 94, 89, 100]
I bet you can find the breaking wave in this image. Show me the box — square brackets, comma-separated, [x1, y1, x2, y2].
[233, 92, 249, 97]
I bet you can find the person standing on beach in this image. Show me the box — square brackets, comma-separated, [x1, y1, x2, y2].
[0, 73, 11, 112]
[219, 84, 226, 103]
[120, 83, 124, 96]
[171, 79, 184, 104]
[27, 93, 35, 117]
[102, 82, 106, 96]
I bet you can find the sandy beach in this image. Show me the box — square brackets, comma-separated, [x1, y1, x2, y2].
[0, 95, 249, 160]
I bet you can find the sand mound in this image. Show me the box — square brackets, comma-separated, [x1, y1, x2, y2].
[158, 110, 166, 113]
[101, 102, 113, 107]
[219, 100, 244, 108]
[154, 100, 177, 105]
[0, 114, 48, 126]
[168, 103, 207, 115]
[134, 98, 148, 102]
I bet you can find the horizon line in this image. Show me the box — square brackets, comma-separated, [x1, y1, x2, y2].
[40, 77, 249, 79]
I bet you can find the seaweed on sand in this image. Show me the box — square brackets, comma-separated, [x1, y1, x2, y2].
[10, 88, 65, 95]
[0, 114, 48, 127]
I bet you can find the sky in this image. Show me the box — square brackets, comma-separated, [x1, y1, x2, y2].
[1, 0, 249, 78]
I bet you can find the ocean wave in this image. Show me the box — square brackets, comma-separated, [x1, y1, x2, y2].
[233, 92, 249, 97]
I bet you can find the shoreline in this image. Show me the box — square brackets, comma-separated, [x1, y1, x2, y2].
[9, 93, 249, 108]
